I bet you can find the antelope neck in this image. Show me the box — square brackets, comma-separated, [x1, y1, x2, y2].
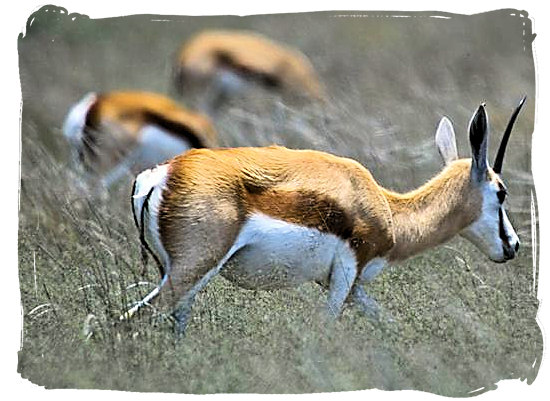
[380, 160, 481, 261]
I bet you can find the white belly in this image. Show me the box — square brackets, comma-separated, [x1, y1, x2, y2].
[135, 125, 192, 170]
[221, 214, 346, 290]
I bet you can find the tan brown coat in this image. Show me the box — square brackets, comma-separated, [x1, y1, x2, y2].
[126, 101, 524, 333]
[65, 90, 217, 181]
[86, 91, 217, 148]
[174, 30, 324, 101]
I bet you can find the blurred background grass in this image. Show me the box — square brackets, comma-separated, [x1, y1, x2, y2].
[17, 5, 540, 395]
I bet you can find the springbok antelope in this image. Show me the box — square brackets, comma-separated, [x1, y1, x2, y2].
[126, 98, 525, 335]
[62, 90, 217, 188]
[173, 30, 324, 114]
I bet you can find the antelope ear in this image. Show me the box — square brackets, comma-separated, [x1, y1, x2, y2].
[435, 116, 458, 165]
[469, 103, 489, 182]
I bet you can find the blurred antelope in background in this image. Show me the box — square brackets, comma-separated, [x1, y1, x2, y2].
[63, 90, 217, 188]
[173, 30, 325, 115]
[125, 97, 525, 335]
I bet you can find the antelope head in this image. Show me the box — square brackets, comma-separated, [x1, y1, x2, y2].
[436, 97, 526, 263]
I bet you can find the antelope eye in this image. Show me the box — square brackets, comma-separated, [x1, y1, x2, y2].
[497, 190, 507, 204]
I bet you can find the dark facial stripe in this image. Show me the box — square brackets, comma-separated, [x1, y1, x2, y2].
[497, 182, 508, 204]
[498, 208, 508, 243]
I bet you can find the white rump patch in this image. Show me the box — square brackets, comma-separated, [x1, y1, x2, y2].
[122, 164, 172, 320]
[132, 164, 171, 271]
[62, 92, 97, 146]
[133, 164, 170, 199]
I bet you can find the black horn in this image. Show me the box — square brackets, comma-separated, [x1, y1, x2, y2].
[493, 96, 527, 174]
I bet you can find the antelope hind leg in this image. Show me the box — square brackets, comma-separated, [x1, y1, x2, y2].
[171, 233, 251, 337]
[326, 243, 358, 318]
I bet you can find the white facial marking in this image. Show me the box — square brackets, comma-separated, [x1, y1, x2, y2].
[500, 207, 520, 256]
[222, 213, 357, 290]
[461, 181, 519, 262]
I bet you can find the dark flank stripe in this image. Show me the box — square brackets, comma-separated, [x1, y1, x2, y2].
[244, 187, 386, 266]
[216, 51, 282, 89]
[143, 110, 207, 149]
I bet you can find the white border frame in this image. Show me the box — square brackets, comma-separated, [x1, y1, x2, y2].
[4, 1, 548, 400]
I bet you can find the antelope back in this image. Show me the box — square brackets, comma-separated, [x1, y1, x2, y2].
[175, 30, 324, 100]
